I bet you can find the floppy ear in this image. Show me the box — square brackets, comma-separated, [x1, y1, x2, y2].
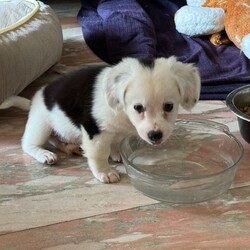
[103, 58, 134, 109]
[170, 57, 201, 110]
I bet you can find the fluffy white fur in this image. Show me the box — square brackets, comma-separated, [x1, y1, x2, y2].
[1, 57, 201, 183]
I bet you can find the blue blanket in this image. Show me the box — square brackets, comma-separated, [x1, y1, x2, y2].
[77, 0, 250, 100]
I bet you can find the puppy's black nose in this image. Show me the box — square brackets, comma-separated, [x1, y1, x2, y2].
[148, 130, 163, 143]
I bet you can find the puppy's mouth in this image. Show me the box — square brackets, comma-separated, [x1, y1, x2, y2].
[147, 130, 164, 146]
[150, 139, 163, 145]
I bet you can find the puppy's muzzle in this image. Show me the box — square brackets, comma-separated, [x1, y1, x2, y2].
[147, 130, 163, 145]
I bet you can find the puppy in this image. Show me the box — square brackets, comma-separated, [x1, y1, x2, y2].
[1, 57, 201, 183]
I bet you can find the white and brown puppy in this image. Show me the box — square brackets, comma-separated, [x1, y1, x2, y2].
[1, 57, 201, 183]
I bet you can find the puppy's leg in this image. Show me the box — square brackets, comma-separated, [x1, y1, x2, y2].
[22, 110, 57, 165]
[110, 142, 122, 163]
[82, 133, 120, 183]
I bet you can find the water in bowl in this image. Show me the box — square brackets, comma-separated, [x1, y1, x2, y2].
[128, 146, 233, 178]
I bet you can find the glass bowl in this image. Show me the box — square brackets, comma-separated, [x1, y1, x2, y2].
[120, 120, 244, 203]
[226, 85, 250, 144]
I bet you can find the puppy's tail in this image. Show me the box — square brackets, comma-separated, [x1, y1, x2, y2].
[0, 96, 30, 111]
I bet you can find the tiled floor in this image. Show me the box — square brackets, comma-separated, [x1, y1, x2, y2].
[1, 1, 250, 249]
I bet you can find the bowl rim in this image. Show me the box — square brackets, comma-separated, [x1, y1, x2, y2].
[226, 85, 250, 122]
[120, 119, 244, 181]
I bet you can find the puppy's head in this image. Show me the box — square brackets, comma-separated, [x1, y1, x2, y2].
[104, 57, 200, 145]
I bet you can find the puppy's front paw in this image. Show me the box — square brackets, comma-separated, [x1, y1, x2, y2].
[110, 151, 121, 162]
[87, 151, 120, 183]
[93, 168, 120, 184]
[99, 170, 120, 183]
[110, 146, 121, 162]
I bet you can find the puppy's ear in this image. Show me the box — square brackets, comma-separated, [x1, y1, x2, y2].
[103, 58, 133, 109]
[169, 57, 201, 110]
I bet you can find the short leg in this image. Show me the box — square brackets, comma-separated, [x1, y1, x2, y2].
[110, 142, 122, 162]
[82, 133, 120, 183]
[22, 108, 57, 164]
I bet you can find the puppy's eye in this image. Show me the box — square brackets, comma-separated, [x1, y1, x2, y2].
[163, 103, 174, 112]
[134, 104, 145, 113]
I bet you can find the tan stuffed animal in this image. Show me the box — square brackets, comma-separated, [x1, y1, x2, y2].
[225, 0, 250, 56]
[202, 0, 230, 46]
[204, 0, 250, 50]
[175, 0, 250, 59]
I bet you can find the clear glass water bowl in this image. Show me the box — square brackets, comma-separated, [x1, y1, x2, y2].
[120, 120, 244, 203]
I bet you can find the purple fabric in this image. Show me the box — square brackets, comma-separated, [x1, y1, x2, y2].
[77, 0, 250, 100]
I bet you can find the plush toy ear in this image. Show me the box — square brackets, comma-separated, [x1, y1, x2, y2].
[103, 58, 134, 109]
[175, 5, 225, 37]
[169, 57, 201, 110]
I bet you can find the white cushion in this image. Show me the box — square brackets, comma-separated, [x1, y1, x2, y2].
[0, 0, 63, 103]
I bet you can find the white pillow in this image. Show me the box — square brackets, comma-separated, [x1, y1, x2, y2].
[0, 0, 63, 104]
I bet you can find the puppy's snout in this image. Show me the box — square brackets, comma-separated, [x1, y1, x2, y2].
[148, 130, 163, 144]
